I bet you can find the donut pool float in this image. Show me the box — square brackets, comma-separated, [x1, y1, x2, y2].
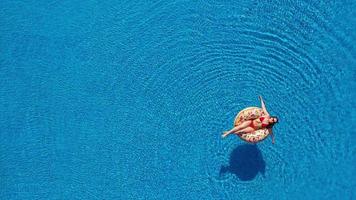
[234, 107, 271, 143]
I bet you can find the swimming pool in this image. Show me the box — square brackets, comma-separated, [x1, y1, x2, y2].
[1, 1, 355, 199]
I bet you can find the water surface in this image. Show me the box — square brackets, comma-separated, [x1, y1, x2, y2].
[0, 1, 355, 199]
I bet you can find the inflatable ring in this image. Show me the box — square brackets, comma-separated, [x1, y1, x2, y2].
[234, 107, 271, 143]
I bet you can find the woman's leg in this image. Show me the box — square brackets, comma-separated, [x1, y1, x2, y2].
[222, 120, 252, 138]
[235, 127, 255, 135]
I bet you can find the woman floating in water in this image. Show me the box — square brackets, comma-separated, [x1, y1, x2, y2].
[222, 96, 278, 144]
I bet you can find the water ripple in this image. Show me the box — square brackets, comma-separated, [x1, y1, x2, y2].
[72, 1, 355, 198]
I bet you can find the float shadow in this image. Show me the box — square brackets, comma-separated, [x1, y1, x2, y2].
[220, 144, 265, 181]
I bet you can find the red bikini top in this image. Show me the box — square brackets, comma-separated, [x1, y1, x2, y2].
[250, 117, 269, 129]
[259, 117, 268, 128]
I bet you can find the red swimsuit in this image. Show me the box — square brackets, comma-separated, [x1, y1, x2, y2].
[250, 117, 268, 129]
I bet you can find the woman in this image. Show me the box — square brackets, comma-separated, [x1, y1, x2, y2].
[222, 96, 278, 143]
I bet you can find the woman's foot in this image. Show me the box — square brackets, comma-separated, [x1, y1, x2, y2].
[222, 131, 229, 138]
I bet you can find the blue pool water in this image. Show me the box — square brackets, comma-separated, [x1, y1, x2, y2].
[1, 1, 355, 199]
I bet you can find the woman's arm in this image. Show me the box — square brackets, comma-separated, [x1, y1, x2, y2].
[268, 128, 275, 144]
[259, 95, 270, 116]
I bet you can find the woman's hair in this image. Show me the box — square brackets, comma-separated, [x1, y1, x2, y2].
[266, 116, 278, 128]
[271, 116, 279, 123]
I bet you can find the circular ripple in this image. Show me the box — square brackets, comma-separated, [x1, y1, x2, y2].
[104, 1, 355, 198]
